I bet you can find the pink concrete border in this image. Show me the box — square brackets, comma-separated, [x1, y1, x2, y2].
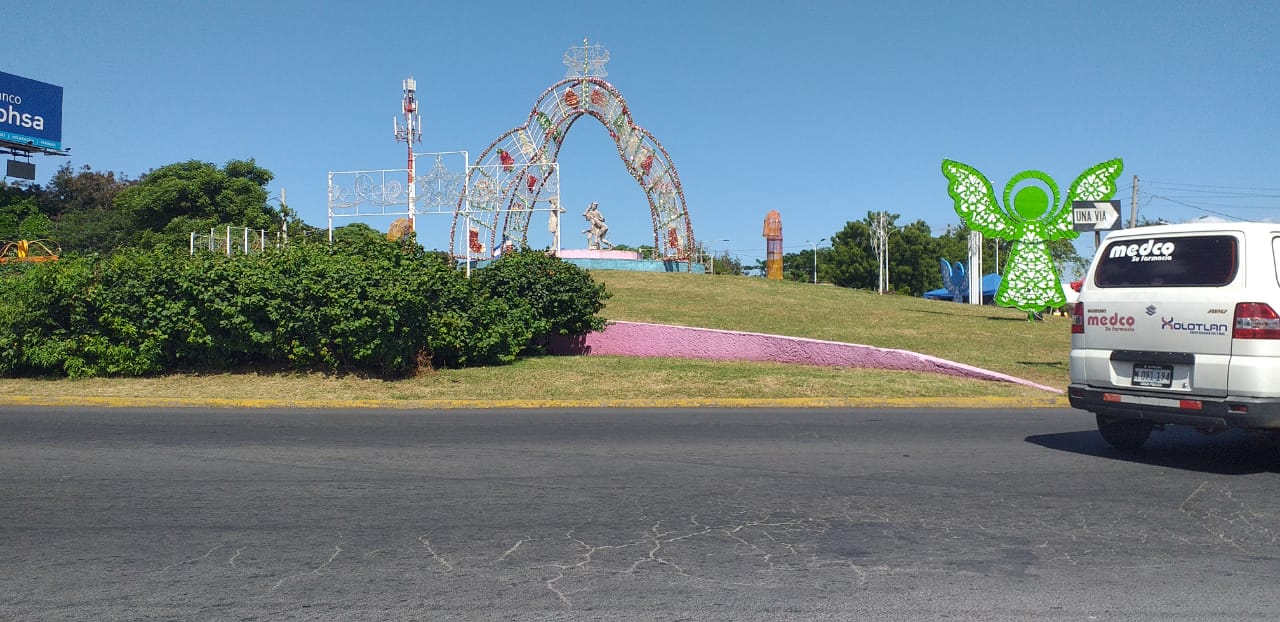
[555, 249, 643, 260]
[548, 320, 1061, 393]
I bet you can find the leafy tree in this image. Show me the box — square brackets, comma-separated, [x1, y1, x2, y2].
[820, 216, 878, 290]
[708, 250, 743, 275]
[934, 224, 971, 267]
[781, 247, 819, 283]
[1047, 237, 1086, 281]
[0, 185, 51, 241]
[610, 243, 657, 259]
[40, 163, 134, 214]
[807, 213, 1087, 297]
[331, 222, 388, 248]
[932, 222, 1026, 277]
[794, 213, 959, 296]
[890, 219, 943, 296]
[692, 239, 744, 275]
[37, 164, 136, 253]
[112, 159, 282, 250]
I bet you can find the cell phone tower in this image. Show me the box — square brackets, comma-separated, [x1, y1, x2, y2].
[763, 210, 783, 280]
[394, 75, 422, 232]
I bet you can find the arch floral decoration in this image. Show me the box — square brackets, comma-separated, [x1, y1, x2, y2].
[450, 75, 695, 262]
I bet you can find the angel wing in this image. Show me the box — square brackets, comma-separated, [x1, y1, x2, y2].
[1067, 158, 1124, 203]
[941, 159, 1013, 240]
[1046, 158, 1124, 238]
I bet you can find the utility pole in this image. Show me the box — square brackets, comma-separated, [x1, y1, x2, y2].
[394, 76, 422, 233]
[1129, 175, 1139, 228]
[871, 212, 889, 294]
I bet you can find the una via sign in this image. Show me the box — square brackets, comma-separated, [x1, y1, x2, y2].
[1072, 200, 1121, 231]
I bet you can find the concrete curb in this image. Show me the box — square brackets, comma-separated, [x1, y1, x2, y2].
[0, 395, 1073, 410]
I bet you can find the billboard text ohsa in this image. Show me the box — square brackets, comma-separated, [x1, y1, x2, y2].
[0, 71, 63, 151]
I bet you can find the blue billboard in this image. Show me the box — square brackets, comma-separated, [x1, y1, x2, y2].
[0, 70, 63, 151]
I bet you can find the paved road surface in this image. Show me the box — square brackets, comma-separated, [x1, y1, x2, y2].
[3, 406, 1279, 621]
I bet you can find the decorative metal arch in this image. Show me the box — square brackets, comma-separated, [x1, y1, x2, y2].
[450, 74, 695, 262]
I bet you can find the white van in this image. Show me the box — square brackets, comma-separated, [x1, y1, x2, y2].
[1068, 222, 1280, 449]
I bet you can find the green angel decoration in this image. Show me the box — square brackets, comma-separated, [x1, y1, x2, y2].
[941, 158, 1123, 314]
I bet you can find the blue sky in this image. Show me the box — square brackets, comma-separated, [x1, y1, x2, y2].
[5, 1, 1278, 267]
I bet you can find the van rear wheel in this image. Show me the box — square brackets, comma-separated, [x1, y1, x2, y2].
[1096, 414, 1152, 450]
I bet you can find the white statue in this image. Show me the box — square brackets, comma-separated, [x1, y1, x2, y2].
[548, 196, 565, 250]
[582, 202, 613, 250]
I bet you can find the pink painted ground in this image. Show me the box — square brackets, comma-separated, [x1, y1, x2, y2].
[548, 320, 1060, 393]
[555, 249, 643, 260]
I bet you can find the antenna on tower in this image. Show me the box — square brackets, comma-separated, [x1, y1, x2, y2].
[394, 76, 422, 144]
[394, 76, 423, 232]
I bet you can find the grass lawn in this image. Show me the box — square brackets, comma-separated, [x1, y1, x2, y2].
[595, 271, 1071, 389]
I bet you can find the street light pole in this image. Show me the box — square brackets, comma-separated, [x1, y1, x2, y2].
[806, 238, 825, 284]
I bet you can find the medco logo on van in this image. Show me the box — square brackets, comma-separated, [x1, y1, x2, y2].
[1087, 312, 1136, 332]
[1108, 239, 1175, 262]
[1161, 317, 1228, 336]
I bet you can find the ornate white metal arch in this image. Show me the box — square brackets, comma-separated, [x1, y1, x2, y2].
[450, 42, 695, 263]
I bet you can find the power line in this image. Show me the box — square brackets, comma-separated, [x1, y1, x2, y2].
[1125, 176, 1280, 221]
[1143, 193, 1244, 221]
[1153, 191, 1280, 200]
[1145, 180, 1280, 193]
[1144, 187, 1280, 201]
[1151, 199, 1280, 210]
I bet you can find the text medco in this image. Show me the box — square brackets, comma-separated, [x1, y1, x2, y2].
[1087, 313, 1135, 328]
[1109, 239, 1175, 262]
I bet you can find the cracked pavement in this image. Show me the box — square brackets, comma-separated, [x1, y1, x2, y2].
[3, 406, 1280, 621]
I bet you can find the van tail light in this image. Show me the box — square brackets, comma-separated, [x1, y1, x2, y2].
[1070, 302, 1085, 334]
[1232, 302, 1280, 339]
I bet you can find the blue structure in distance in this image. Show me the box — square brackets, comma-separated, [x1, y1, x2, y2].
[923, 259, 1000, 303]
[939, 259, 967, 301]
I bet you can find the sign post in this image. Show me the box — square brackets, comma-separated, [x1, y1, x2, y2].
[1073, 199, 1122, 247]
[1072, 200, 1121, 231]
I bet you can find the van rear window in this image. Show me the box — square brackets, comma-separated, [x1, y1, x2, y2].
[1094, 235, 1238, 287]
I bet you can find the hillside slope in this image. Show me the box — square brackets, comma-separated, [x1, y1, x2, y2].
[594, 271, 1070, 389]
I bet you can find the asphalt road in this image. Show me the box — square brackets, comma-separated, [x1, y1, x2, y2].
[3, 406, 1280, 621]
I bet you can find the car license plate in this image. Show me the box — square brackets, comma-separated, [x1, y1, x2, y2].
[1132, 363, 1174, 388]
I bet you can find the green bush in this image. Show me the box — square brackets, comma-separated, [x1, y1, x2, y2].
[0, 257, 98, 376]
[471, 249, 610, 353]
[0, 250, 213, 377]
[0, 240, 608, 378]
